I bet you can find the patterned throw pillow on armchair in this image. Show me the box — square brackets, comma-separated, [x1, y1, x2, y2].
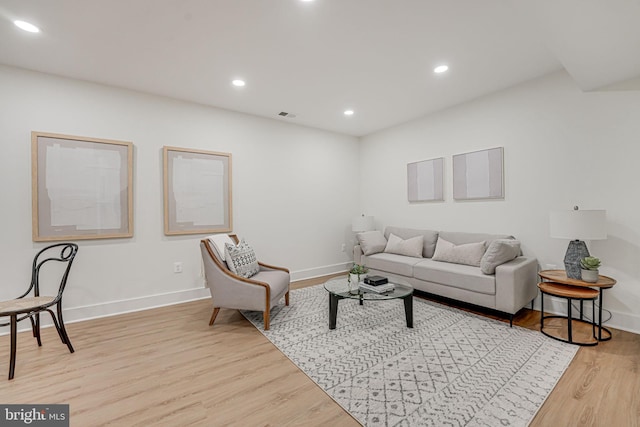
[224, 239, 260, 278]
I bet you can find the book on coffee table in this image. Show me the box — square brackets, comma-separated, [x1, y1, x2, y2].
[364, 275, 389, 286]
[359, 282, 395, 293]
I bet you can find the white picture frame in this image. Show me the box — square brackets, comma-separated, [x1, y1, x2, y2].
[163, 146, 232, 235]
[31, 131, 134, 241]
[407, 157, 444, 202]
[453, 147, 504, 200]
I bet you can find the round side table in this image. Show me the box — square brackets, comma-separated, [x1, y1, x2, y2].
[538, 270, 616, 343]
[538, 282, 599, 346]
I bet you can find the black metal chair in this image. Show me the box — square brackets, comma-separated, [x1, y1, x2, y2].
[0, 243, 78, 380]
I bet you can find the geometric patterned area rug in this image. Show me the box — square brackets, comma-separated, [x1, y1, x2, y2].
[242, 284, 578, 427]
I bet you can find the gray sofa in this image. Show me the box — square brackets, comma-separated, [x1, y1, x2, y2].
[354, 226, 538, 324]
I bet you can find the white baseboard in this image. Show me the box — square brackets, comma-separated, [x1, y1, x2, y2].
[531, 296, 640, 335]
[6, 265, 635, 338]
[290, 262, 350, 282]
[0, 287, 211, 335]
[0, 263, 350, 336]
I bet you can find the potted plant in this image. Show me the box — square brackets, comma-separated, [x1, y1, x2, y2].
[580, 256, 601, 283]
[348, 264, 368, 294]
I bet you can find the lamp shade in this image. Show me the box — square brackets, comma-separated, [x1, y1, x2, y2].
[352, 215, 374, 232]
[549, 210, 606, 240]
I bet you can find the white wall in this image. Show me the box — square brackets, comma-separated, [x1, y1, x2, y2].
[360, 71, 640, 333]
[0, 65, 359, 325]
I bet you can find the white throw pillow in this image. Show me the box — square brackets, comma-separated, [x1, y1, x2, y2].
[432, 237, 486, 267]
[224, 239, 260, 278]
[207, 234, 235, 261]
[480, 239, 521, 274]
[383, 233, 424, 258]
[357, 231, 388, 256]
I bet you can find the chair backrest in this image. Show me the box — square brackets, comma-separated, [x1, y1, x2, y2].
[27, 243, 78, 302]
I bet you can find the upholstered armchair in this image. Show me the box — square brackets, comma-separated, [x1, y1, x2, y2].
[200, 234, 290, 330]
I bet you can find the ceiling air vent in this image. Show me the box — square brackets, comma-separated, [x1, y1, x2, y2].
[277, 111, 297, 118]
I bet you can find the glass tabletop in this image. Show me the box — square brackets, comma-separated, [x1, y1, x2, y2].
[323, 277, 413, 300]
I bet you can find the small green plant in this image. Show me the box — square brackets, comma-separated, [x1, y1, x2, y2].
[580, 256, 601, 270]
[349, 264, 368, 275]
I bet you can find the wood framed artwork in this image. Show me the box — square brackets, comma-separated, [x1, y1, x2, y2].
[453, 147, 504, 200]
[31, 131, 134, 241]
[163, 146, 232, 235]
[407, 157, 444, 202]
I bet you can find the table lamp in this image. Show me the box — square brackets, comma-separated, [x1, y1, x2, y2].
[352, 215, 375, 233]
[549, 207, 606, 280]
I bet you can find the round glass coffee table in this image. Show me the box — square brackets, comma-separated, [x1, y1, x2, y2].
[323, 277, 414, 329]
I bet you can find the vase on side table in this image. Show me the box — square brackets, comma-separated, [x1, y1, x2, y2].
[349, 273, 361, 294]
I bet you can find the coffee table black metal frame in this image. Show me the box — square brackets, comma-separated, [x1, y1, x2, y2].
[323, 278, 413, 329]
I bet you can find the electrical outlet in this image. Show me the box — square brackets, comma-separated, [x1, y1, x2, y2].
[173, 262, 183, 273]
[341, 243, 346, 252]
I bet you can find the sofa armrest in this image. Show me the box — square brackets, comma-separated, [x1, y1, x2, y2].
[353, 244, 363, 265]
[494, 256, 539, 314]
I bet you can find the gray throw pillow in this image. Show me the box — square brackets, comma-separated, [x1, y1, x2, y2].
[480, 239, 521, 274]
[383, 233, 424, 258]
[224, 239, 260, 278]
[432, 237, 486, 267]
[357, 231, 387, 256]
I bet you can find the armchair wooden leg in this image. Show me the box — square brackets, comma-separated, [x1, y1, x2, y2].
[263, 310, 270, 331]
[209, 308, 220, 326]
[285, 291, 290, 306]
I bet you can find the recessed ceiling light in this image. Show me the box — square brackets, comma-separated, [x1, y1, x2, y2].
[434, 65, 449, 74]
[232, 79, 245, 87]
[344, 110, 354, 116]
[14, 20, 40, 33]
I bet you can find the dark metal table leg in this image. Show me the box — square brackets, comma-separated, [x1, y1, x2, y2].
[598, 289, 603, 341]
[540, 292, 544, 330]
[592, 298, 596, 339]
[403, 295, 413, 328]
[329, 293, 339, 330]
[567, 298, 573, 344]
[580, 300, 584, 321]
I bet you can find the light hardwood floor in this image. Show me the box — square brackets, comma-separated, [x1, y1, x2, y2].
[1, 274, 638, 426]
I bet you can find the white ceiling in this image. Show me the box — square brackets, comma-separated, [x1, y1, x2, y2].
[1, 1, 639, 137]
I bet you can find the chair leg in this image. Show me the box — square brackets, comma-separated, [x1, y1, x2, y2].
[285, 291, 290, 306]
[45, 308, 66, 344]
[29, 314, 43, 347]
[29, 315, 37, 337]
[56, 303, 74, 353]
[9, 315, 17, 380]
[263, 310, 270, 331]
[34, 313, 42, 347]
[209, 308, 220, 326]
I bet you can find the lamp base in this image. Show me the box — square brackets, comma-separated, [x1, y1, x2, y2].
[564, 240, 590, 280]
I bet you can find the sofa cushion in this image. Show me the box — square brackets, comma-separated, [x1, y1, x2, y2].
[357, 230, 387, 255]
[363, 252, 423, 277]
[225, 239, 260, 278]
[432, 237, 486, 267]
[384, 233, 423, 258]
[414, 258, 496, 295]
[438, 231, 514, 249]
[384, 226, 439, 258]
[480, 239, 521, 274]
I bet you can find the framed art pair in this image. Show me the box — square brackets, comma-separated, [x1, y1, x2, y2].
[407, 147, 503, 203]
[31, 131, 232, 241]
